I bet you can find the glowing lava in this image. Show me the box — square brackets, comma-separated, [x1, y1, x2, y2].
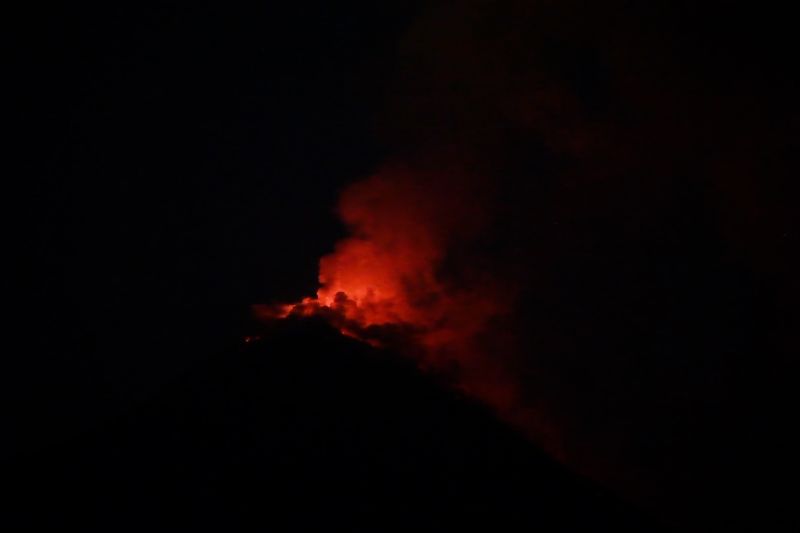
[253, 166, 558, 450]
[258, 167, 514, 354]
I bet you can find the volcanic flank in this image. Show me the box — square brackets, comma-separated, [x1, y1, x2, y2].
[6, 317, 662, 532]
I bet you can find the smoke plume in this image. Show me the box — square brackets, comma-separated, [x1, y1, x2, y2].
[257, 0, 796, 517]
[256, 162, 550, 444]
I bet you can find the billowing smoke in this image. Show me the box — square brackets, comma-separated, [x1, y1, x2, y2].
[256, 0, 628, 461]
[257, 0, 795, 517]
[315, 168, 490, 333]
[256, 163, 550, 446]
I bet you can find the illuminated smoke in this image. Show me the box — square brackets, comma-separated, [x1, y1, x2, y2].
[257, 165, 510, 357]
[254, 164, 563, 452]
[254, 0, 784, 509]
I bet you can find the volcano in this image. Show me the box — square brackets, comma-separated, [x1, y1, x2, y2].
[6, 317, 662, 532]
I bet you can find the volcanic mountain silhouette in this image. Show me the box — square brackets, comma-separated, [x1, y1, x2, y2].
[7, 317, 663, 532]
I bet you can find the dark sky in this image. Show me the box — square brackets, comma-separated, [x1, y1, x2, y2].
[14, 1, 417, 422]
[9, 1, 798, 530]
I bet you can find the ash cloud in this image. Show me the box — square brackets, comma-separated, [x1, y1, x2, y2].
[262, 0, 796, 518]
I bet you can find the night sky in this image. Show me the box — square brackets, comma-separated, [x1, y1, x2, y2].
[9, 2, 798, 531]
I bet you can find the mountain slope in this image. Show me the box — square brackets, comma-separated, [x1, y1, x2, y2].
[6, 317, 662, 531]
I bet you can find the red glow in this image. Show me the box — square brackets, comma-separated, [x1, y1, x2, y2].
[256, 166, 560, 458]
[259, 169, 505, 348]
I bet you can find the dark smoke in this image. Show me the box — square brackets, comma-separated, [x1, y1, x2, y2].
[261, 0, 796, 521]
